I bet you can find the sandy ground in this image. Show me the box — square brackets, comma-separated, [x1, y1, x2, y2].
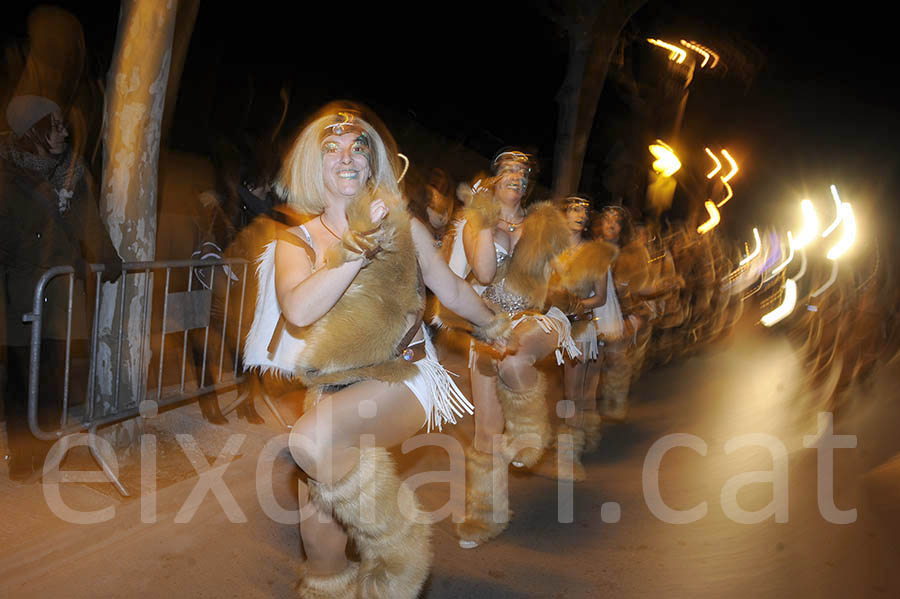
[2, 315, 899, 598]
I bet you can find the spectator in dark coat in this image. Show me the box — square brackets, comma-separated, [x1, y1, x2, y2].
[1, 95, 121, 480]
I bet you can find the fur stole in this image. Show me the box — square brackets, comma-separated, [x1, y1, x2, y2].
[499, 201, 571, 310]
[547, 239, 619, 313]
[613, 241, 651, 292]
[295, 190, 424, 388]
[557, 239, 620, 298]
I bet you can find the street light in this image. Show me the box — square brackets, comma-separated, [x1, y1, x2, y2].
[647, 38, 687, 63]
[792, 199, 820, 249]
[649, 140, 681, 177]
[697, 200, 720, 234]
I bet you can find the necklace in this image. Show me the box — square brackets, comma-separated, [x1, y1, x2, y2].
[499, 212, 525, 233]
[319, 215, 342, 241]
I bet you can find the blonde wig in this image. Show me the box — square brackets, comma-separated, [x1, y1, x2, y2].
[276, 101, 401, 215]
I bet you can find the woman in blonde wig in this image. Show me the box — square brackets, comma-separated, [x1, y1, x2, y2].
[244, 101, 509, 598]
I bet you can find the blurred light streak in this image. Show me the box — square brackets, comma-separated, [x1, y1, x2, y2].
[684, 40, 719, 67]
[705, 147, 722, 178]
[810, 261, 839, 298]
[826, 202, 856, 260]
[764, 231, 795, 282]
[647, 38, 687, 63]
[716, 179, 733, 207]
[720, 149, 739, 183]
[397, 153, 410, 183]
[793, 199, 820, 248]
[793, 249, 808, 281]
[761, 279, 797, 327]
[680, 40, 710, 67]
[821, 184, 843, 238]
[739, 227, 762, 266]
[761, 229, 783, 271]
[697, 200, 720, 234]
[649, 140, 681, 176]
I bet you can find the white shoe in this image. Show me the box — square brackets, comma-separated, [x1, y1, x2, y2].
[459, 539, 480, 549]
[511, 460, 525, 468]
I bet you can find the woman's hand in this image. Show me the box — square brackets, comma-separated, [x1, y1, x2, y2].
[370, 197, 388, 225]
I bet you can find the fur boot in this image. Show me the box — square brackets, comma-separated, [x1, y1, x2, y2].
[309, 447, 432, 599]
[456, 445, 510, 548]
[531, 424, 586, 482]
[498, 372, 550, 468]
[556, 424, 586, 482]
[582, 409, 603, 453]
[296, 562, 359, 599]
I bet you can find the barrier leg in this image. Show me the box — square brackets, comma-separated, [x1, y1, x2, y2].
[259, 394, 291, 429]
[88, 425, 129, 497]
[220, 390, 249, 416]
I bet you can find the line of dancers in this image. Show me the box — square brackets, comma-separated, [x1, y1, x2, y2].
[243, 100, 662, 598]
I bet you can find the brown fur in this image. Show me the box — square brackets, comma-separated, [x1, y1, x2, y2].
[459, 180, 500, 232]
[296, 562, 359, 598]
[295, 190, 423, 387]
[582, 410, 603, 453]
[614, 242, 651, 292]
[456, 446, 511, 545]
[309, 447, 432, 599]
[502, 202, 571, 309]
[498, 371, 551, 468]
[558, 239, 620, 298]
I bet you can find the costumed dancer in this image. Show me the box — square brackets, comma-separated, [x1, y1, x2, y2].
[592, 205, 650, 422]
[443, 149, 578, 549]
[243, 103, 510, 598]
[537, 195, 617, 480]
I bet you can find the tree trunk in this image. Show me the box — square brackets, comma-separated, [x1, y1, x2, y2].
[160, 0, 201, 146]
[552, 1, 647, 197]
[97, 0, 178, 445]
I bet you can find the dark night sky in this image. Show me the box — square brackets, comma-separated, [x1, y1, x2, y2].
[5, 1, 899, 242]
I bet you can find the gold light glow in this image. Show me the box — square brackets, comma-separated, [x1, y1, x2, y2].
[647, 38, 687, 64]
[720, 149, 739, 183]
[705, 147, 721, 178]
[761, 279, 797, 327]
[739, 227, 761, 266]
[684, 40, 719, 67]
[821, 184, 843, 238]
[793, 249, 808, 281]
[793, 199, 820, 249]
[826, 202, 856, 260]
[697, 200, 720, 234]
[649, 140, 681, 177]
[680, 40, 710, 67]
[716, 179, 733, 207]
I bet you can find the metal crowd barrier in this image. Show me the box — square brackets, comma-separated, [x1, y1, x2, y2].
[23, 258, 289, 495]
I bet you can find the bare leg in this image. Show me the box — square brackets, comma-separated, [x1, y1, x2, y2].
[496, 319, 560, 391]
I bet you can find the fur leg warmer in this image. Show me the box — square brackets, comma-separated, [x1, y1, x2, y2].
[582, 409, 603, 453]
[456, 446, 510, 547]
[296, 562, 359, 599]
[532, 424, 586, 482]
[556, 424, 586, 482]
[308, 447, 432, 599]
[498, 372, 550, 468]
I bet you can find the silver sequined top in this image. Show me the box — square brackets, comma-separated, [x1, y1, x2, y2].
[482, 249, 533, 316]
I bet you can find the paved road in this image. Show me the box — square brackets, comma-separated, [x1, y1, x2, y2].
[2, 315, 899, 598]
